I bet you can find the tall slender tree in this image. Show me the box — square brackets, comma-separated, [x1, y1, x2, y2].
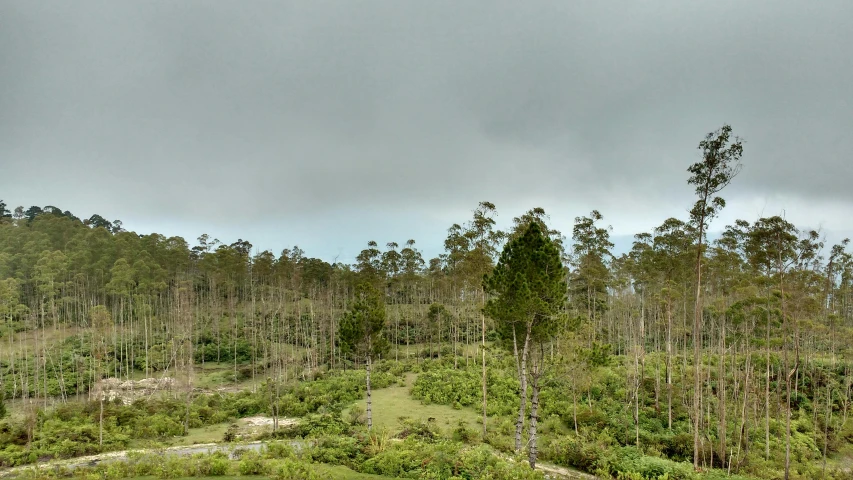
[687, 124, 743, 468]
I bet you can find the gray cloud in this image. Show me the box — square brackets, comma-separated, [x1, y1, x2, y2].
[2, 0, 852, 261]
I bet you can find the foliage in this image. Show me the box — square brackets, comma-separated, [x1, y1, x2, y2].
[339, 282, 389, 362]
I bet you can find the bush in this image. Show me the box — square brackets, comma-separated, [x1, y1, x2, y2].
[270, 458, 324, 480]
[238, 450, 266, 475]
[348, 405, 366, 425]
[452, 420, 476, 444]
[263, 441, 296, 459]
[208, 453, 231, 476]
[223, 423, 239, 442]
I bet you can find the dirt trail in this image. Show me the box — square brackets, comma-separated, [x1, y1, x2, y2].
[0, 441, 271, 478]
[536, 461, 599, 480]
[492, 449, 597, 479]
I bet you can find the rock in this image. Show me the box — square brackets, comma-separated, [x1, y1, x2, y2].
[93, 376, 178, 405]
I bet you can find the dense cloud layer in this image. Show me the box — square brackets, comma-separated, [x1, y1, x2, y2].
[2, 1, 851, 261]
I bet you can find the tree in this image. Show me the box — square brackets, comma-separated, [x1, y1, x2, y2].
[746, 216, 819, 479]
[687, 124, 743, 469]
[484, 221, 565, 468]
[355, 241, 383, 286]
[570, 210, 614, 339]
[24, 206, 43, 223]
[90, 305, 112, 448]
[339, 282, 388, 430]
[0, 200, 10, 221]
[426, 303, 451, 358]
[0, 278, 28, 407]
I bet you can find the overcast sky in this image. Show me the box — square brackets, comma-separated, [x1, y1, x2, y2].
[1, 1, 851, 263]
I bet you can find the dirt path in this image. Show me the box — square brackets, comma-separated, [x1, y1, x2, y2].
[491, 449, 597, 479]
[0, 441, 277, 478]
[536, 461, 599, 480]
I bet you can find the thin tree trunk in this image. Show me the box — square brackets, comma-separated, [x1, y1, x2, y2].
[528, 359, 541, 469]
[99, 395, 104, 448]
[366, 354, 373, 431]
[572, 373, 579, 434]
[693, 218, 705, 470]
[780, 253, 792, 480]
[515, 323, 532, 452]
[667, 300, 673, 430]
[481, 289, 488, 439]
[719, 311, 727, 466]
[823, 382, 831, 477]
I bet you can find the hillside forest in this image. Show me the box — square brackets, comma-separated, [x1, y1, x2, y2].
[1, 125, 853, 480]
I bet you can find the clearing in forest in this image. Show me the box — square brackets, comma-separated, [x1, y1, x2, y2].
[342, 374, 480, 434]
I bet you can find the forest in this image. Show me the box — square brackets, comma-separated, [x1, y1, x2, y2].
[1, 125, 852, 480]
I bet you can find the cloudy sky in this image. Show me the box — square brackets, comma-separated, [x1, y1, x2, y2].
[2, 1, 851, 263]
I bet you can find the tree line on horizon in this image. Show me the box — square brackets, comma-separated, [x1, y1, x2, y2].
[2, 125, 853, 477]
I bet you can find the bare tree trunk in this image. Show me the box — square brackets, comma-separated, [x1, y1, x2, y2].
[693, 224, 704, 470]
[780, 257, 792, 480]
[765, 301, 771, 462]
[572, 374, 579, 434]
[515, 323, 532, 452]
[366, 354, 373, 431]
[528, 358, 541, 469]
[823, 382, 831, 477]
[719, 312, 727, 467]
[481, 289, 488, 439]
[667, 300, 673, 430]
[737, 358, 750, 471]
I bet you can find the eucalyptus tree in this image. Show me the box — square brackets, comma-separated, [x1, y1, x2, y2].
[355, 241, 384, 287]
[687, 124, 743, 468]
[706, 222, 752, 466]
[399, 239, 425, 359]
[570, 210, 614, 345]
[459, 202, 502, 435]
[826, 240, 851, 358]
[400, 240, 426, 281]
[106, 258, 134, 380]
[653, 218, 696, 428]
[484, 221, 565, 467]
[381, 242, 402, 279]
[0, 278, 28, 399]
[426, 303, 450, 358]
[34, 250, 69, 402]
[90, 305, 112, 447]
[339, 282, 388, 430]
[745, 216, 803, 479]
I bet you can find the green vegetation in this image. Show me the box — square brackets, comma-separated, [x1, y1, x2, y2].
[3, 124, 853, 478]
[345, 373, 480, 433]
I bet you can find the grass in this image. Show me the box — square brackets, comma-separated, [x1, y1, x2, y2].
[154, 423, 231, 448]
[313, 464, 396, 478]
[123, 464, 394, 479]
[125, 477, 265, 480]
[342, 374, 481, 435]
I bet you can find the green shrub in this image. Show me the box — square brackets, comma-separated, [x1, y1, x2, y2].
[271, 458, 324, 480]
[238, 450, 266, 475]
[263, 441, 296, 459]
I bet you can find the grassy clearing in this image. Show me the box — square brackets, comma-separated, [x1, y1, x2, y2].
[313, 464, 396, 478]
[124, 477, 263, 480]
[166, 423, 231, 447]
[342, 374, 481, 435]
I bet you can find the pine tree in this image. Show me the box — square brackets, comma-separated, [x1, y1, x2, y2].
[484, 221, 565, 467]
[339, 282, 388, 430]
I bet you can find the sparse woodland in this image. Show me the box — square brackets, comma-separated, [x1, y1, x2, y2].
[1, 125, 853, 480]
